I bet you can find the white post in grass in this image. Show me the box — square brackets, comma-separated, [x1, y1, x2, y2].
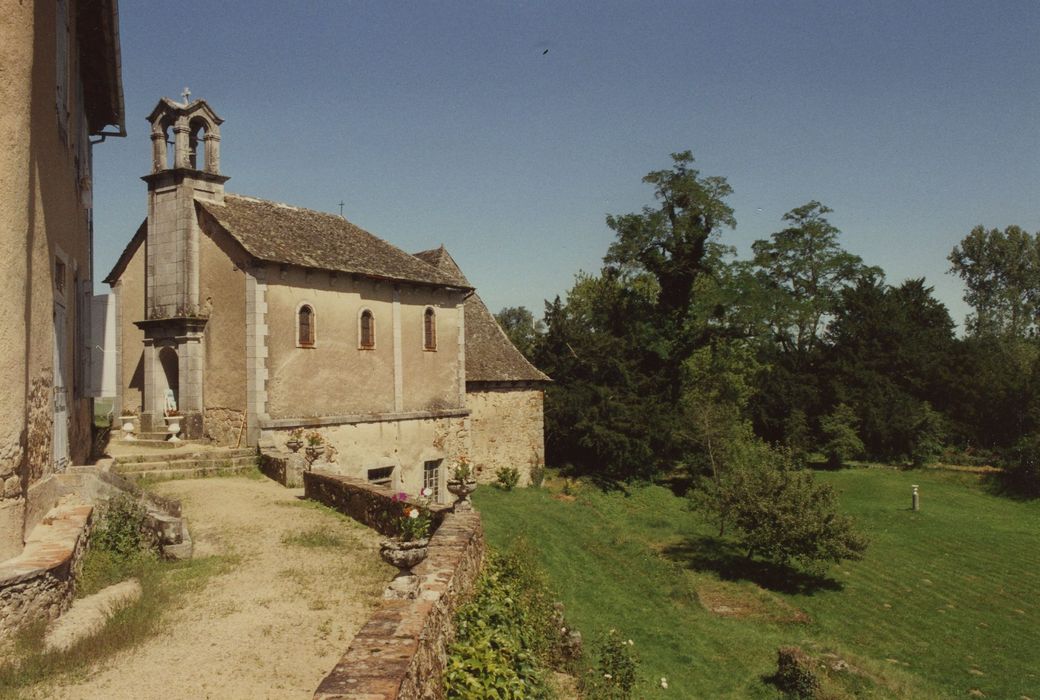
[912, 484, 920, 511]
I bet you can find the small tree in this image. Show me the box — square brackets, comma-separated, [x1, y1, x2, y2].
[712, 448, 868, 572]
[1005, 433, 1040, 498]
[820, 403, 864, 469]
[909, 402, 946, 468]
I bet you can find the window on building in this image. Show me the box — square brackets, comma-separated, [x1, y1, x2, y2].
[423, 307, 437, 351]
[367, 466, 395, 488]
[298, 304, 315, 347]
[423, 459, 442, 501]
[54, 258, 67, 298]
[360, 309, 375, 349]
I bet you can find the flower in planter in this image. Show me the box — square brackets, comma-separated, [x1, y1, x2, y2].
[388, 492, 432, 542]
[450, 455, 474, 482]
[305, 431, 324, 447]
[288, 427, 304, 441]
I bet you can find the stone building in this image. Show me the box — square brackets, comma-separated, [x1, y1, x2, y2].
[413, 248, 549, 485]
[105, 96, 547, 501]
[0, 0, 125, 560]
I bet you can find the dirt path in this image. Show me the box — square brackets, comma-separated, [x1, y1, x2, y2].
[39, 476, 390, 699]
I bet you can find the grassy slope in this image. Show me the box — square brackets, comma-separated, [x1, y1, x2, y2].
[474, 469, 1039, 698]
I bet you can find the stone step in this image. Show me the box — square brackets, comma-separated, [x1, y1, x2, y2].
[119, 464, 258, 483]
[117, 438, 203, 449]
[113, 456, 258, 474]
[112, 448, 256, 464]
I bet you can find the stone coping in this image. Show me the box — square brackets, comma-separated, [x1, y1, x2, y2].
[261, 408, 469, 430]
[0, 503, 93, 586]
[304, 472, 484, 699]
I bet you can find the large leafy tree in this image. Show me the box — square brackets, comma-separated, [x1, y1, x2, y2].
[949, 225, 1040, 338]
[751, 202, 877, 359]
[494, 306, 544, 359]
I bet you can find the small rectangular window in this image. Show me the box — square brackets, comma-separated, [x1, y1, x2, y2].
[423, 459, 441, 501]
[368, 466, 394, 487]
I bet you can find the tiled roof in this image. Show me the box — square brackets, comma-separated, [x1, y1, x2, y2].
[198, 195, 469, 288]
[414, 247, 550, 384]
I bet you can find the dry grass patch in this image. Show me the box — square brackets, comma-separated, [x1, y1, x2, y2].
[696, 579, 811, 624]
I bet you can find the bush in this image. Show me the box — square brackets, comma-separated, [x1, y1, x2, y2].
[495, 467, 521, 491]
[529, 463, 545, 488]
[1004, 434, 1040, 497]
[908, 402, 946, 469]
[774, 646, 820, 698]
[820, 404, 864, 469]
[92, 493, 153, 558]
[444, 541, 560, 698]
[580, 628, 639, 699]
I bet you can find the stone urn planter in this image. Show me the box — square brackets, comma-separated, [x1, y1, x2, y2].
[164, 415, 182, 442]
[304, 444, 325, 464]
[285, 438, 302, 453]
[120, 415, 137, 441]
[446, 479, 478, 512]
[379, 538, 430, 599]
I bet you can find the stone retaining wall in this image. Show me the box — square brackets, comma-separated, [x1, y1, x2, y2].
[304, 471, 485, 699]
[0, 502, 93, 644]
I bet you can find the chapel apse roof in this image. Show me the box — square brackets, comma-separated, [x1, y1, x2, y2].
[413, 246, 550, 384]
[197, 195, 469, 289]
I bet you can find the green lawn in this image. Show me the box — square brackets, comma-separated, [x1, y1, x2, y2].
[474, 469, 1040, 698]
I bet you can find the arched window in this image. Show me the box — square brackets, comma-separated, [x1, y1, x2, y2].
[359, 309, 375, 349]
[298, 304, 315, 347]
[423, 307, 437, 350]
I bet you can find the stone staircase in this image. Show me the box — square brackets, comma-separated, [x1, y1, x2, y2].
[105, 443, 259, 482]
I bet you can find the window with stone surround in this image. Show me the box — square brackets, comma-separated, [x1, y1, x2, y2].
[359, 309, 375, 349]
[367, 466, 394, 488]
[423, 307, 437, 351]
[297, 304, 315, 347]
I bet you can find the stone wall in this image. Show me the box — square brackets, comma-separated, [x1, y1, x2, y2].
[466, 383, 545, 486]
[0, 502, 93, 644]
[204, 407, 246, 447]
[304, 471, 484, 699]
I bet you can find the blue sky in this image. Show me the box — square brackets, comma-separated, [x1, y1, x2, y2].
[92, 1, 1040, 330]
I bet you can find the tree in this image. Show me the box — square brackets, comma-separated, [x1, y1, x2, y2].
[819, 403, 864, 469]
[495, 306, 544, 359]
[701, 446, 868, 572]
[751, 202, 878, 359]
[949, 225, 1040, 338]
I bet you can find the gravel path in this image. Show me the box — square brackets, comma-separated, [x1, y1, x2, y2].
[38, 476, 390, 699]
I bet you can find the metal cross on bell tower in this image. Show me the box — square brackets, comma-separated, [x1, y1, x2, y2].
[181, 86, 191, 104]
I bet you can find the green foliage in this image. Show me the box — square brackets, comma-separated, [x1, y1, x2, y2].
[92, 493, 153, 558]
[819, 403, 864, 469]
[529, 462, 545, 488]
[580, 629, 640, 700]
[908, 403, 946, 468]
[495, 466, 521, 491]
[702, 447, 868, 572]
[444, 542, 560, 698]
[280, 527, 345, 548]
[774, 646, 821, 698]
[495, 306, 544, 359]
[1004, 433, 1040, 497]
[751, 201, 878, 357]
[949, 224, 1040, 338]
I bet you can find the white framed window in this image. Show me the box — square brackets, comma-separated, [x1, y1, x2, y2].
[423, 459, 442, 501]
[359, 308, 375, 349]
[296, 302, 316, 347]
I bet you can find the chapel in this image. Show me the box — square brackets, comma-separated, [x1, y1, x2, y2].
[104, 96, 548, 501]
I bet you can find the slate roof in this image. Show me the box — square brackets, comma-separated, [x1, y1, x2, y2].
[414, 247, 550, 384]
[198, 195, 469, 288]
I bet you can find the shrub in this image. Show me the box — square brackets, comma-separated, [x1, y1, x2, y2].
[908, 402, 946, 469]
[774, 646, 820, 698]
[820, 404, 864, 469]
[444, 541, 560, 698]
[495, 466, 521, 491]
[529, 463, 545, 488]
[92, 493, 153, 558]
[1004, 434, 1040, 497]
[580, 628, 639, 699]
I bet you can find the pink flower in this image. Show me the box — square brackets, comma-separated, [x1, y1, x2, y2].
[392, 492, 408, 502]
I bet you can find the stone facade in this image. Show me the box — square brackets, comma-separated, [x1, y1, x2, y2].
[0, 0, 124, 560]
[466, 384, 545, 486]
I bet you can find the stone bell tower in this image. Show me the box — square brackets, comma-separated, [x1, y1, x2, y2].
[135, 93, 228, 439]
